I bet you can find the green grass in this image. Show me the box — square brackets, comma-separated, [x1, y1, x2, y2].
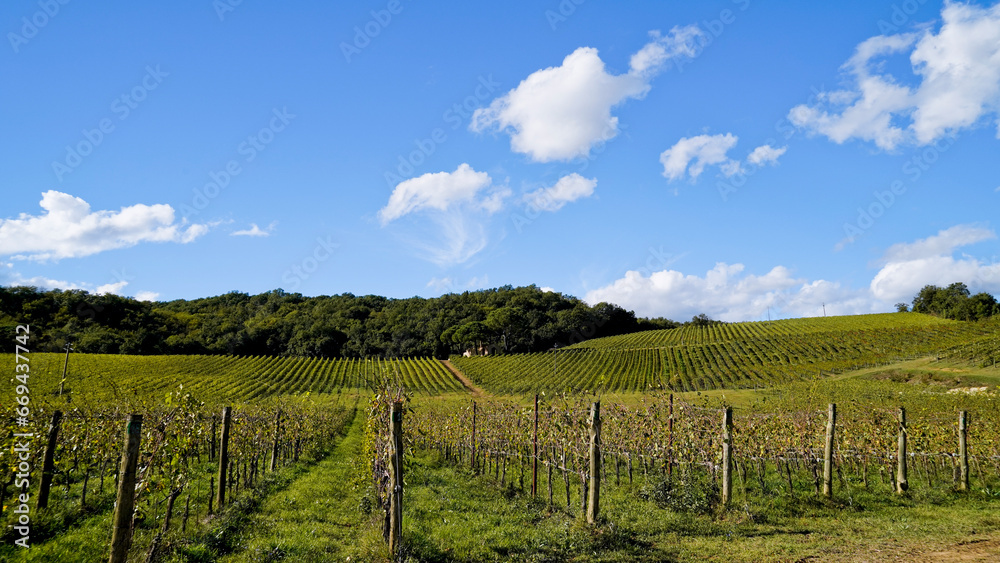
[205, 410, 385, 562]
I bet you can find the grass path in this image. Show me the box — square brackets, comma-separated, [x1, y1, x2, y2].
[216, 411, 376, 562]
[440, 359, 487, 397]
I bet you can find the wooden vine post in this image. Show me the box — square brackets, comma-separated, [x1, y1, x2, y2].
[36, 410, 62, 510]
[269, 410, 282, 472]
[388, 401, 404, 557]
[721, 406, 733, 507]
[532, 394, 539, 497]
[822, 403, 836, 498]
[471, 401, 477, 473]
[217, 406, 232, 509]
[896, 406, 908, 494]
[108, 414, 143, 563]
[586, 401, 601, 525]
[958, 410, 970, 491]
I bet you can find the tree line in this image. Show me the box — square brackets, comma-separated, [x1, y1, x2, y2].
[896, 282, 999, 321]
[0, 285, 683, 358]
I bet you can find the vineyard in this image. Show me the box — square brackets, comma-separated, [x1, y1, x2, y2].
[451, 313, 996, 393]
[0, 388, 355, 562]
[0, 353, 461, 403]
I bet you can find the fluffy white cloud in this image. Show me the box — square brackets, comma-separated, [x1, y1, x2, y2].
[0, 191, 209, 261]
[586, 262, 877, 322]
[746, 144, 787, 166]
[586, 224, 1000, 321]
[471, 26, 702, 162]
[378, 164, 504, 224]
[660, 133, 740, 181]
[95, 281, 129, 295]
[870, 225, 1000, 301]
[523, 174, 597, 212]
[134, 291, 161, 302]
[789, 2, 1000, 149]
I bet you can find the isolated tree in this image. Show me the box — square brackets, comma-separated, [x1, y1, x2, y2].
[895, 303, 910, 313]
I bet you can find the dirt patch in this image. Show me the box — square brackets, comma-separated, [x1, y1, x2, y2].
[440, 359, 487, 397]
[917, 537, 1000, 562]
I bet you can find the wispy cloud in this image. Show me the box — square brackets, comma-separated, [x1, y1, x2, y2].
[231, 221, 277, 237]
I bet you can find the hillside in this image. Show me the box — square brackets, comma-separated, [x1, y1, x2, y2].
[451, 313, 996, 393]
[2, 353, 459, 404]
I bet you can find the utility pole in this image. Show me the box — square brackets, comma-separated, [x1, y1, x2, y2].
[59, 343, 72, 399]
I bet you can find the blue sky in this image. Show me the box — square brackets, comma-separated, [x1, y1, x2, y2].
[2, 0, 999, 322]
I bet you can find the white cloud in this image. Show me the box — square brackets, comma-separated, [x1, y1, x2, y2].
[523, 174, 597, 212]
[540, 286, 556, 293]
[660, 133, 740, 181]
[378, 164, 511, 266]
[879, 224, 995, 263]
[870, 224, 1000, 301]
[471, 26, 702, 162]
[586, 262, 878, 322]
[629, 26, 705, 77]
[0, 191, 210, 261]
[378, 164, 503, 224]
[232, 221, 276, 237]
[746, 144, 788, 166]
[95, 281, 128, 295]
[789, 2, 1000, 150]
[585, 224, 1000, 321]
[134, 291, 160, 302]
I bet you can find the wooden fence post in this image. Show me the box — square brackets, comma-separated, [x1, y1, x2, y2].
[532, 394, 539, 498]
[587, 402, 601, 525]
[959, 410, 969, 491]
[269, 410, 282, 472]
[36, 410, 62, 510]
[217, 406, 232, 509]
[896, 406, 908, 494]
[471, 401, 477, 473]
[108, 414, 143, 563]
[823, 403, 836, 498]
[722, 406, 733, 507]
[668, 394, 674, 479]
[388, 401, 404, 556]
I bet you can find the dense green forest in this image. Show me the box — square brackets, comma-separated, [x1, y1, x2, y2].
[0, 285, 679, 357]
